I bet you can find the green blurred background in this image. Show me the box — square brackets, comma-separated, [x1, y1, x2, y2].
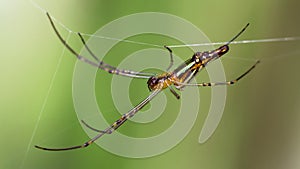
[1, 0, 300, 169]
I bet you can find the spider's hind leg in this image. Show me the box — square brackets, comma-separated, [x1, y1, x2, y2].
[81, 120, 112, 134]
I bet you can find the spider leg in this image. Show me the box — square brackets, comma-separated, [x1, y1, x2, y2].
[81, 120, 111, 134]
[46, 12, 153, 79]
[35, 89, 161, 151]
[77, 32, 156, 77]
[176, 60, 260, 87]
[168, 86, 180, 99]
[164, 45, 174, 71]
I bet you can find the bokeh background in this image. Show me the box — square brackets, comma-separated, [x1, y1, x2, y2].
[1, 0, 300, 169]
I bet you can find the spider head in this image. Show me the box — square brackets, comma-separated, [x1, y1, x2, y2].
[147, 76, 158, 91]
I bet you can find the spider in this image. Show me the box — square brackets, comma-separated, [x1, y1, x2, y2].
[35, 12, 259, 151]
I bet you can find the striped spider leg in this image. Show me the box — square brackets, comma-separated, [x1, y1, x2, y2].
[46, 12, 155, 79]
[35, 89, 161, 151]
[174, 60, 260, 87]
